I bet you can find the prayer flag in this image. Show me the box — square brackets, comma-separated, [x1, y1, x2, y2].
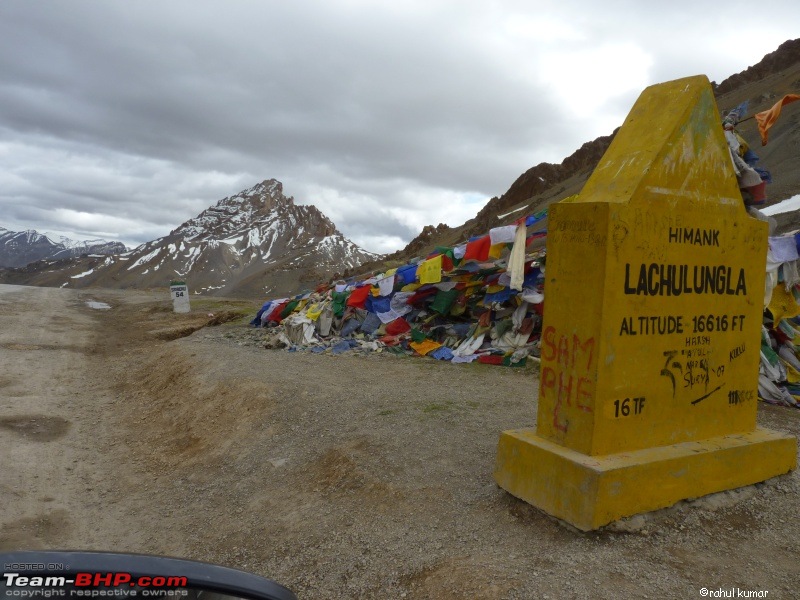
[417, 255, 443, 284]
[385, 318, 411, 335]
[410, 339, 442, 356]
[464, 235, 490, 261]
[755, 94, 800, 145]
[509, 223, 527, 291]
[489, 225, 516, 245]
[397, 263, 418, 285]
[377, 273, 395, 296]
[524, 209, 548, 227]
[346, 285, 372, 308]
[488, 242, 506, 259]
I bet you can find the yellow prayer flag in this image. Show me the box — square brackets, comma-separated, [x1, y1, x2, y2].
[401, 283, 422, 292]
[488, 243, 506, 259]
[409, 339, 442, 356]
[417, 255, 443, 284]
[782, 358, 800, 384]
[305, 303, 324, 320]
[768, 284, 800, 324]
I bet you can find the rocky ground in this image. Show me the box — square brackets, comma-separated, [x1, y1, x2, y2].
[1, 285, 799, 599]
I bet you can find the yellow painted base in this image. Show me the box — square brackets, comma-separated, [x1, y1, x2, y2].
[494, 426, 797, 531]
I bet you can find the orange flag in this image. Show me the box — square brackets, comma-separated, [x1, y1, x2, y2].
[755, 94, 800, 145]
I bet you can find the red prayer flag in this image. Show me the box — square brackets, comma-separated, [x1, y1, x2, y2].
[408, 287, 438, 305]
[425, 252, 453, 272]
[385, 318, 411, 335]
[464, 235, 490, 261]
[478, 354, 504, 365]
[266, 300, 290, 323]
[346, 285, 372, 308]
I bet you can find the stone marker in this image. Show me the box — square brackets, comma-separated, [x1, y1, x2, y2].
[170, 280, 191, 314]
[494, 75, 797, 531]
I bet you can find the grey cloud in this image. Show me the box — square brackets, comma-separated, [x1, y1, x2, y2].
[2, 1, 549, 180]
[1, 1, 797, 253]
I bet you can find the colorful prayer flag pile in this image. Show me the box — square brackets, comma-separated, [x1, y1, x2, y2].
[251, 213, 548, 367]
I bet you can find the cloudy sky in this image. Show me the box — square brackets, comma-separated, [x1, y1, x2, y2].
[1, 1, 797, 253]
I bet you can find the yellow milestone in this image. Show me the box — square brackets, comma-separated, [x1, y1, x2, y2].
[494, 75, 796, 531]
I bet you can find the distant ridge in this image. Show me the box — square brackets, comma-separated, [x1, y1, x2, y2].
[0, 179, 379, 297]
[0, 226, 126, 268]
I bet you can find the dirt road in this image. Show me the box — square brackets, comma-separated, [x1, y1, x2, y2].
[0, 284, 148, 550]
[1, 284, 799, 599]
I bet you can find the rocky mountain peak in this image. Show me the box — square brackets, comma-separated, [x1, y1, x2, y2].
[171, 178, 339, 241]
[216, 179, 290, 213]
[3, 179, 379, 297]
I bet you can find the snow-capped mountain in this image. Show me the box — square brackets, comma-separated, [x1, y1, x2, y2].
[2, 179, 380, 297]
[0, 227, 126, 268]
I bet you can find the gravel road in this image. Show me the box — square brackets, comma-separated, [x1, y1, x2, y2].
[1, 284, 798, 599]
